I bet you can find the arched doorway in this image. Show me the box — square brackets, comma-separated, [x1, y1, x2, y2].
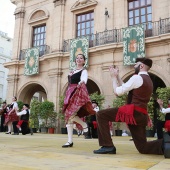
[86, 79, 101, 94]
[18, 83, 47, 105]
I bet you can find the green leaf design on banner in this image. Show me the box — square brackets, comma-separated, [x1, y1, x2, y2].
[24, 47, 39, 76]
[70, 37, 89, 70]
[123, 25, 145, 65]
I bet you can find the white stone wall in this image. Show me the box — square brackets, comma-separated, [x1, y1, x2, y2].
[0, 31, 13, 101]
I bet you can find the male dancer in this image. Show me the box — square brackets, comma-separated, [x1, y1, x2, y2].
[94, 57, 170, 158]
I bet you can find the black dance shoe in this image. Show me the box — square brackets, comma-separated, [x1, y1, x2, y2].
[163, 132, 170, 158]
[5, 132, 11, 134]
[93, 146, 116, 154]
[77, 131, 82, 137]
[62, 142, 73, 148]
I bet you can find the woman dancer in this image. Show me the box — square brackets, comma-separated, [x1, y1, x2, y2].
[4, 96, 19, 134]
[62, 54, 95, 148]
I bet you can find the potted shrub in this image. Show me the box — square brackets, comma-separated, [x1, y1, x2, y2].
[17, 101, 24, 111]
[112, 94, 127, 136]
[156, 87, 170, 121]
[39, 100, 54, 133]
[30, 99, 40, 133]
[47, 111, 58, 134]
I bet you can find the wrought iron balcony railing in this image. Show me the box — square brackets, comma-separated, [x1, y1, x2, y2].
[19, 45, 50, 60]
[63, 17, 170, 52]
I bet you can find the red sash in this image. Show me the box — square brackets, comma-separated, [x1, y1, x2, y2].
[116, 104, 150, 126]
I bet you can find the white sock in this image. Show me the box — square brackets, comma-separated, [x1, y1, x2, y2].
[66, 124, 73, 143]
[8, 122, 12, 132]
[110, 130, 113, 136]
[72, 116, 88, 132]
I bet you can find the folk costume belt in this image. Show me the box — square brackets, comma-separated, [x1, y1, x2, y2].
[116, 104, 148, 125]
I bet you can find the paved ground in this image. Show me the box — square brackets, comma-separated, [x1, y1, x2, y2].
[0, 133, 169, 170]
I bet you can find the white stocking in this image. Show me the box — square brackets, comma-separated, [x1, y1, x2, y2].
[8, 122, 12, 132]
[66, 124, 73, 143]
[110, 130, 113, 136]
[72, 116, 88, 132]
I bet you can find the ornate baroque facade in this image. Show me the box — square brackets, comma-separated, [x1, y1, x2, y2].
[5, 0, 170, 112]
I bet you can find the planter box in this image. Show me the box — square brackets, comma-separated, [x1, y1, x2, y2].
[115, 130, 122, 136]
[32, 128, 37, 133]
[41, 127, 48, 133]
[48, 128, 55, 134]
[146, 130, 155, 137]
[61, 127, 67, 134]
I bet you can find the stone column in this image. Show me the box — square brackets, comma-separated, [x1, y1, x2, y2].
[52, 0, 66, 52]
[11, 0, 25, 60]
[47, 55, 63, 133]
[6, 62, 19, 104]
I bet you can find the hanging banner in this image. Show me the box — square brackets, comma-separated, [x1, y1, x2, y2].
[70, 37, 89, 70]
[24, 47, 39, 76]
[123, 25, 145, 65]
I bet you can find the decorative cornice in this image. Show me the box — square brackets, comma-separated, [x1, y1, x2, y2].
[7, 74, 19, 83]
[53, 0, 66, 7]
[14, 7, 25, 19]
[48, 69, 63, 77]
[71, 0, 98, 12]
[11, 0, 20, 5]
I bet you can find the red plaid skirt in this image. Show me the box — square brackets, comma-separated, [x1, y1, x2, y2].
[63, 83, 95, 123]
[4, 110, 19, 125]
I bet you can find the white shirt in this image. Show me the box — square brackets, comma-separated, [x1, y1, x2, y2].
[12, 102, 19, 110]
[160, 108, 170, 114]
[17, 110, 27, 116]
[116, 71, 149, 96]
[94, 106, 99, 112]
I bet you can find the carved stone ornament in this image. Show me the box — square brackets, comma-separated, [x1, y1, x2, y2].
[14, 7, 25, 19]
[71, 0, 98, 12]
[11, 0, 20, 5]
[53, 0, 66, 7]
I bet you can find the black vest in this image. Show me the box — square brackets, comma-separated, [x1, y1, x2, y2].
[21, 109, 29, 121]
[68, 70, 83, 84]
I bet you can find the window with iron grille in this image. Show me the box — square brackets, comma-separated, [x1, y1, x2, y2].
[32, 25, 46, 55]
[128, 0, 152, 26]
[76, 11, 94, 43]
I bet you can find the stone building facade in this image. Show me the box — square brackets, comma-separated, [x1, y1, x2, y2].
[5, 0, 170, 122]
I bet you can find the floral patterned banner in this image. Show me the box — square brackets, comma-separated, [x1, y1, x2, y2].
[123, 25, 145, 65]
[70, 37, 89, 70]
[24, 47, 39, 76]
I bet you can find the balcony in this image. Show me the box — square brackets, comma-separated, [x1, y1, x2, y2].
[63, 17, 170, 52]
[19, 45, 50, 60]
